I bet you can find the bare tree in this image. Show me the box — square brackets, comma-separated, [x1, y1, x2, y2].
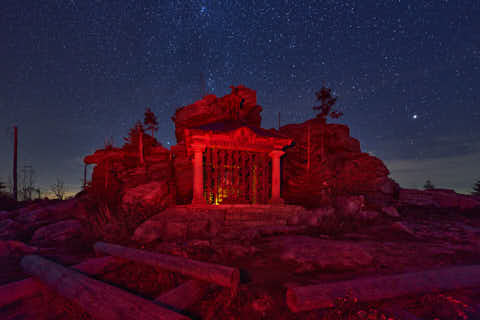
[0, 179, 6, 193]
[20, 165, 36, 201]
[472, 178, 480, 196]
[424, 179, 435, 190]
[51, 178, 66, 200]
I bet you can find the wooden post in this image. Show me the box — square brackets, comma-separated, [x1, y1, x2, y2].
[94, 242, 240, 288]
[13, 126, 18, 201]
[286, 265, 480, 312]
[20, 255, 188, 320]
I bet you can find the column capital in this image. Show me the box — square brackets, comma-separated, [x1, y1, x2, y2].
[191, 144, 206, 153]
[269, 149, 285, 158]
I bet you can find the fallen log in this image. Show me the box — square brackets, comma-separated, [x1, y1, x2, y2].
[287, 265, 480, 312]
[0, 278, 43, 308]
[155, 280, 211, 311]
[94, 241, 240, 288]
[20, 255, 189, 320]
[0, 255, 124, 308]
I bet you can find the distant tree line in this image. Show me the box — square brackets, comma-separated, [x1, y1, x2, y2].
[423, 178, 480, 196]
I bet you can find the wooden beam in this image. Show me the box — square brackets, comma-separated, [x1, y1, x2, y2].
[287, 265, 480, 312]
[0, 256, 124, 308]
[94, 242, 240, 288]
[155, 280, 210, 311]
[0, 278, 42, 308]
[20, 255, 189, 320]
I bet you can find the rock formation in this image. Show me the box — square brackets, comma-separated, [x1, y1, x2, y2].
[279, 117, 399, 208]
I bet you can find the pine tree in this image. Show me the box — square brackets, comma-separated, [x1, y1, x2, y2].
[472, 179, 480, 196]
[312, 86, 343, 162]
[313, 86, 343, 121]
[144, 108, 159, 137]
[424, 179, 435, 190]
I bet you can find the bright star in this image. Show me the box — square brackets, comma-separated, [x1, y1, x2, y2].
[412, 114, 418, 119]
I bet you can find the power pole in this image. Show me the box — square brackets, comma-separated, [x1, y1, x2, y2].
[13, 126, 18, 201]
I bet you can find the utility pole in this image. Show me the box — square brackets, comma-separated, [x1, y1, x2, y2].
[13, 126, 18, 201]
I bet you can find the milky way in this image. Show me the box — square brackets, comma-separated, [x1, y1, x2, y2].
[0, 1, 479, 194]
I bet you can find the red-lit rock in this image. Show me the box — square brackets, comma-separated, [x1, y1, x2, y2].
[271, 236, 374, 271]
[0, 219, 23, 240]
[280, 118, 399, 208]
[172, 85, 263, 143]
[31, 219, 87, 245]
[382, 206, 400, 218]
[121, 181, 171, 214]
[0, 240, 38, 257]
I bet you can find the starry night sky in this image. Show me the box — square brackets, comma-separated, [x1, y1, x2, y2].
[1, 1, 479, 196]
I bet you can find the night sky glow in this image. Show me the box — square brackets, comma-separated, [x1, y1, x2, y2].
[0, 1, 479, 195]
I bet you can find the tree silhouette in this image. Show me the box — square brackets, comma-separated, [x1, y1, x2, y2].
[51, 178, 66, 200]
[424, 179, 435, 190]
[313, 86, 343, 122]
[0, 180, 6, 195]
[312, 86, 343, 162]
[472, 179, 480, 196]
[144, 108, 159, 137]
[124, 121, 144, 146]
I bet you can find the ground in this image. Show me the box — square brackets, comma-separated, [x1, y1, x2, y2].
[1, 201, 480, 319]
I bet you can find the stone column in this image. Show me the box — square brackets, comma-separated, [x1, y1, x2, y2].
[191, 144, 206, 205]
[269, 150, 285, 205]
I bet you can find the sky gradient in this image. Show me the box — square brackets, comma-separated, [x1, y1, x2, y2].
[1, 0, 479, 195]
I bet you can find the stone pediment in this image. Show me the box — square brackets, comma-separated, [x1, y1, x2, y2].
[185, 120, 292, 153]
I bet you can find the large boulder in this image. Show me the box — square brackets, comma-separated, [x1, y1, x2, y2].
[172, 85, 262, 143]
[270, 236, 373, 271]
[31, 219, 87, 245]
[334, 195, 365, 216]
[280, 118, 399, 208]
[14, 199, 77, 231]
[121, 181, 171, 214]
[0, 240, 38, 257]
[131, 214, 165, 243]
[0, 219, 23, 240]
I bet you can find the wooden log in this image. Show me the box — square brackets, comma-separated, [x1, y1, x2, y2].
[20, 255, 189, 320]
[0, 256, 125, 308]
[154, 280, 210, 311]
[0, 278, 42, 308]
[287, 265, 480, 312]
[94, 241, 240, 288]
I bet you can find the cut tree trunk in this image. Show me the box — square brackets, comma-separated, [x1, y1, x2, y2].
[0, 256, 124, 308]
[155, 280, 211, 311]
[20, 255, 189, 320]
[287, 265, 480, 312]
[94, 241, 240, 288]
